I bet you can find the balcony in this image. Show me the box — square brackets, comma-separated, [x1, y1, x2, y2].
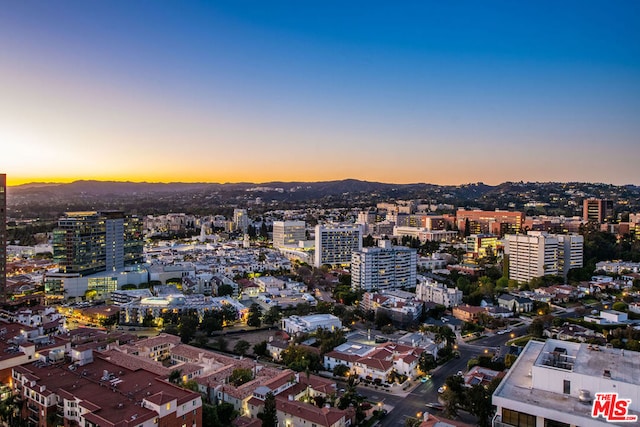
[27, 403, 39, 413]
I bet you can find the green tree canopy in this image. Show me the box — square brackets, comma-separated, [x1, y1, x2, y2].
[257, 392, 278, 427]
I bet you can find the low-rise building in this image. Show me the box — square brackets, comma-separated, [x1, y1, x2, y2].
[281, 314, 342, 334]
[497, 294, 533, 313]
[492, 339, 640, 426]
[416, 276, 463, 307]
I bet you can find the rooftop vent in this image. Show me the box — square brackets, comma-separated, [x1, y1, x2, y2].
[579, 390, 592, 404]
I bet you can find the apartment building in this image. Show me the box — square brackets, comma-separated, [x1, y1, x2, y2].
[12, 351, 202, 427]
[314, 224, 362, 267]
[505, 232, 583, 283]
[351, 240, 417, 292]
[415, 276, 463, 307]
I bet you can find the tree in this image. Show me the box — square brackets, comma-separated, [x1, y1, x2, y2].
[217, 284, 234, 297]
[281, 345, 321, 372]
[333, 364, 350, 377]
[169, 369, 182, 384]
[201, 310, 224, 334]
[84, 289, 98, 301]
[142, 313, 155, 327]
[612, 301, 627, 312]
[229, 368, 253, 386]
[247, 303, 263, 327]
[442, 374, 465, 418]
[234, 340, 250, 356]
[363, 234, 376, 247]
[257, 392, 278, 427]
[221, 304, 238, 325]
[179, 314, 199, 343]
[253, 340, 268, 357]
[263, 306, 281, 325]
[375, 310, 392, 329]
[418, 352, 437, 374]
[404, 417, 422, 427]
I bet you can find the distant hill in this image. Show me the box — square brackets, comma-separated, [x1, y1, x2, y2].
[6, 179, 639, 220]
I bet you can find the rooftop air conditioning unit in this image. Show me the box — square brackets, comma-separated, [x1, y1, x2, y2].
[579, 389, 592, 404]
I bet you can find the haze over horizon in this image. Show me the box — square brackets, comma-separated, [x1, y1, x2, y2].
[2, 1, 639, 187]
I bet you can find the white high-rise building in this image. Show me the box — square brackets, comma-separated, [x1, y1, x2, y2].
[233, 209, 249, 233]
[351, 240, 417, 291]
[272, 221, 306, 248]
[505, 231, 583, 283]
[314, 223, 362, 267]
[558, 234, 584, 279]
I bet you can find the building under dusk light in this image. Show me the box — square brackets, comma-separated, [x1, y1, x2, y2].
[314, 223, 362, 267]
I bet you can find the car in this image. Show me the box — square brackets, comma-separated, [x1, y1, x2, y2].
[457, 370, 464, 377]
[438, 386, 446, 394]
[453, 351, 460, 358]
[425, 402, 444, 411]
[420, 376, 431, 383]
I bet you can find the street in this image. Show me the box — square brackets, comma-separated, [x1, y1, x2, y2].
[376, 323, 530, 426]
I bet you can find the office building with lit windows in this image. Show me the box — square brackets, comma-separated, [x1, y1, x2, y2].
[314, 223, 362, 267]
[351, 240, 417, 291]
[272, 220, 306, 248]
[53, 211, 143, 275]
[46, 211, 144, 300]
[583, 198, 614, 223]
[492, 339, 640, 427]
[457, 209, 524, 236]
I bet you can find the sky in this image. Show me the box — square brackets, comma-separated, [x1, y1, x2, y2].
[1, 1, 639, 186]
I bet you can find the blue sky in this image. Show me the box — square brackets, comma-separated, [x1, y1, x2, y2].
[1, 1, 639, 185]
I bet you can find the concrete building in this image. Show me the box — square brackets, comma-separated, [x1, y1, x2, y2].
[505, 231, 582, 283]
[393, 226, 458, 243]
[314, 224, 362, 267]
[233, 208, 250, 233]
[272, 220, 306, 248]
[466, 234, 499, 258]
[52, 211, 143, 276]
[492, 339, 640, 426]
[583, 198, 614, 223]
[281, 314, 342, 334]
[415, 276, 463, 307]
[457, 209, 524, 236]
[558, 234, 584, 279]
[351, 240, 417, 292]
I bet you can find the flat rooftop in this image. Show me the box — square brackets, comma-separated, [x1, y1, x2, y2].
[494, 340, 640, 426]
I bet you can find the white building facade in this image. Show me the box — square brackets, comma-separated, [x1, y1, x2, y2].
[415, 276, 462, 307]
[505, 231, 583, 283]
[350, 241, 417, 292]
[314, 224, 362, 267]
[272, 220, 306, 248]
[492, 339, 640, 427]
[281, 314, 343, 334]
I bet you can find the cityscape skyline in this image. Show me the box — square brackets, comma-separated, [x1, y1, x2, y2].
[2, 1, 639, 186]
